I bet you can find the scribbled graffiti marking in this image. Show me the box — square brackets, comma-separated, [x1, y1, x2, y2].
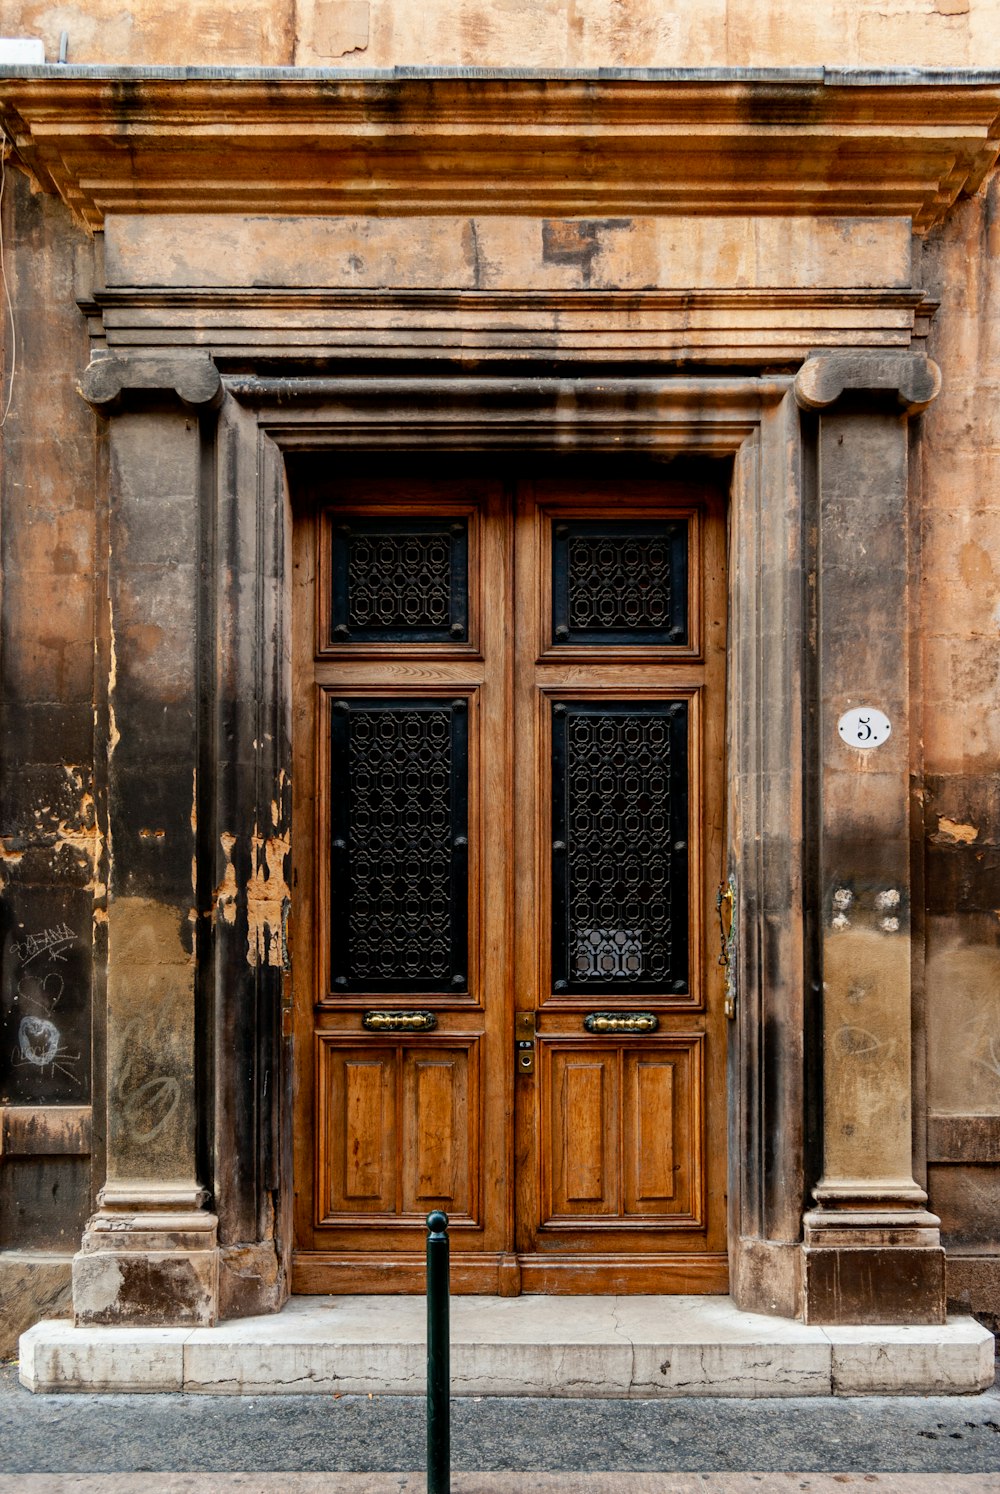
[11, 923, 76, 966]
[114, 1015, 181, 1145]
[18, 1015, 60, 1065]
[123, 1074, 182, 1143]
[833, 1025, 895, 1062]
[6, 921, 81, 1087]
[974, 1035, 1000, 1084]
[12, 1013, 80, 1081]
[16, 968, 64, 1017]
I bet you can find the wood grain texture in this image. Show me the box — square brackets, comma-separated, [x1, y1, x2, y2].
[515, 476, 727, 1271]
[293, 469, 727, 1291]
[317, 1044, 395, 1217]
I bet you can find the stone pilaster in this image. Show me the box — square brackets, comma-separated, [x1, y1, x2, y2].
[72, 353, 222, 1326]
[795, 352, 945, 1325]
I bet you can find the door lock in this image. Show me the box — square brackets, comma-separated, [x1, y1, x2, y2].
[515, 1011, 536, 1075]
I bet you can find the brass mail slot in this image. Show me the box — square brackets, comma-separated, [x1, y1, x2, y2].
[362, 1010, 438, 1032]
[583, 1012, 659, 1034]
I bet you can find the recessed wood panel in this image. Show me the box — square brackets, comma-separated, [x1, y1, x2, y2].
[545, 1046, 619, 1219]
[541, 1036, 703, 1230]
[317, 1041, 396, 1220]
[621, 1046, 702, 1220]
[630, 1058, 675, 1203]
[317, 1036, 479, 1227]
[401, 1047, 474, 1214]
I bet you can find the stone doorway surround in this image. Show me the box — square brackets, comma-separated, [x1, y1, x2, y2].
[3, 66, 1000, 1374]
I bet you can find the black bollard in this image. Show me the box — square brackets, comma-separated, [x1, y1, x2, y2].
[426, 1209, 451, 1494]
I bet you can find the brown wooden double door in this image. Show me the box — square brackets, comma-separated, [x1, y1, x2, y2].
[292, 471, 728, 1293]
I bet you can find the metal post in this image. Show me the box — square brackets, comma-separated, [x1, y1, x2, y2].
[426, 1209, 451, 1494]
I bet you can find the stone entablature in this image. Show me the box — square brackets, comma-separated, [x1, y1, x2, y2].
[1, 68, 999, 231]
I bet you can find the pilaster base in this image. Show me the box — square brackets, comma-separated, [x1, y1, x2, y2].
[73, 1187, 218, 1327]
[730, 1237, 803, 1320]
[802, 1207, 946, 1325]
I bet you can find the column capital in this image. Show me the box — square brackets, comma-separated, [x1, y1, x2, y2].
[794, 351, 941, 414]
[77, 352, 224, 413]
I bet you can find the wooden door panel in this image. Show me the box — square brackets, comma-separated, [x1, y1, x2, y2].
[401, 1044, 477, 1219]
[626, 1054, 676, 1206]
[316, 1036, 480, 1226]
[540, 1037, 704, 1229]
[317, 1040, 397, 1221]
[622, 1040, 702, 1223]
[544, 1046, 620, 1219]
[513, 478, 728, 1284]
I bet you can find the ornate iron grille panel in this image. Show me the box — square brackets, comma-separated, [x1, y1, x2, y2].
[552, 519, 687, 646]
[330, 698, 468, 993]
[551, 700, 688, 996]
[330, 518, 468, 642]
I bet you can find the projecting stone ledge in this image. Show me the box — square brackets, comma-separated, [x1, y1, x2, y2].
[18, 1295, 995, 1398]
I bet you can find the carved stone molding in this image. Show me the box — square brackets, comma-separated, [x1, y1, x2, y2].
[225, 373, 788, 455]
[77, 352, 224, 412]
[80, 287, 933, 368]
[794, 350, 942, 413]
[2, 68, 999, 230]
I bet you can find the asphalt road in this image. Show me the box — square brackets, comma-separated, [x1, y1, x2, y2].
[2, 1361, 1000, 1478]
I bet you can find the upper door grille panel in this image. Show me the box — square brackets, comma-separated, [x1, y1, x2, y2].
[329, 697, 469, 994]
[552, 519, 687, 646]
[331, 518, 469, 643]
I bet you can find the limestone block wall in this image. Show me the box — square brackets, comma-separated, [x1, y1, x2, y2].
[0, 167, 98, 1349]
[2, 0, 998, 68]
[920, 171, 1000, 1330]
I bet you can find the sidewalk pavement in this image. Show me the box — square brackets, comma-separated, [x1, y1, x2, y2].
[3, 1361, 1000, 1483]
[2, 1476, 1000, 1493]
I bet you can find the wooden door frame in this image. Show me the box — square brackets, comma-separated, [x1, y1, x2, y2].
[215, 369, 814, 1315]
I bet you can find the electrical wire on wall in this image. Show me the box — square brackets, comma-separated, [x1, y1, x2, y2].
[0, 119, 17, 428]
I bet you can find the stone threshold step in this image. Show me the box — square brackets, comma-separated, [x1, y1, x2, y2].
[19, 1294, 995, 1397]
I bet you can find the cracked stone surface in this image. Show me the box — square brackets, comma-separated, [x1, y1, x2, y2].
[18, 1296, 994, 1398]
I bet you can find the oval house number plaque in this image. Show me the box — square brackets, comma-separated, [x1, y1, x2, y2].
[837, 706, 892, 749]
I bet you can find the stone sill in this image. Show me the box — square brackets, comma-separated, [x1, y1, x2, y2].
[19, 1295, 995, 1398]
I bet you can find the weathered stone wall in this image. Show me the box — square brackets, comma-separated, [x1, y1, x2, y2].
[919, 171, 1000, 1329]
[0, 166, 98, 1349]
[2, 0, 997, 68]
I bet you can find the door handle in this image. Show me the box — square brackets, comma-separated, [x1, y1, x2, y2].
[583, 1012, 659, 1034]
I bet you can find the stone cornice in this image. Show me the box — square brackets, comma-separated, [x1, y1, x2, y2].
[1, 68, 998, 231]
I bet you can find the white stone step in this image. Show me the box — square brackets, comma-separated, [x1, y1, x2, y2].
[18, 1295, 995, 1397]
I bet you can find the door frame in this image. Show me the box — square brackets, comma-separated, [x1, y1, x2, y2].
[211, 369, 814, 1316]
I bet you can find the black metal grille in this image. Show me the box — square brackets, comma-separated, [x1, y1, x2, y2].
[552, 701, 688, 995]
[330, 699, 468, 993]
[552, 520, 687, 645]
[331, 518, 468, 642]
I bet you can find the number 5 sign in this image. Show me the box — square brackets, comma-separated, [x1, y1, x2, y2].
[837, 706, 892, 749]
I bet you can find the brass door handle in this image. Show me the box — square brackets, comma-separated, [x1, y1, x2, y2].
[583, 1012, 659, 1034]
[362, 1010, 437, 1032]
